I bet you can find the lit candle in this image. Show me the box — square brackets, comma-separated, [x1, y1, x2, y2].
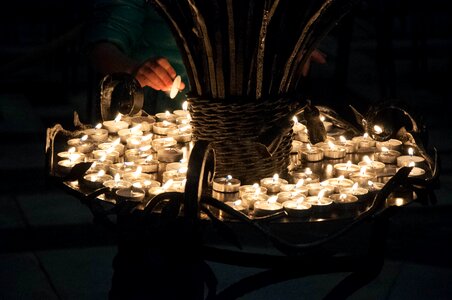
[57, 149, 85, 175]
[173, 101, 190, 118]
[155, 111, 177, 123]
[167, 125, 192, 143]
[260, 174, 288, 194]
[306, 189, 333, 218]
[57, 147, 85, 162]
[398, 161, 425, 177]
[333, 161, 360, 178]
[339, 182, 369, 201]
[375, 146, 401, 164]
[118, 125, 143, 143]
[241, 190, 269, 210]
[109, 161, 138, 177]
[67, 135, 95, 154]
[135, 155, 159, 173]
[337, 136, 356, 154]
[254, 196, 283, 217]
[292, 116, 309, 142]
[116, 186, 146, 202]
[151, 137, 177, 151]
[322, 175, 354, 193]
[280, 179, 308, 195]
[307, 182, 335, 196]
[80, 170, 113, 190]
[98, 138, 125, 156]
[166, 161, 189, 172]
[330, 193, 361, 214]
[358, 155, 385, 175]
[148, 179, 173, 198]
[162, 167, 188, 183]
[124, 146, 154, 162]
[283, 196, 312, 218]
[376, 139, 403, 152]
[322, 141, 346, 159]
[131, 116, 155, 132]
[396, 147, 425, 167]
[92, 148, 120, 163]
[350, 166, 377, 187]
[290, 167, 320, 184]
[213, 175, 241, 193]
[352, 133, 376, 149]
[367, 180, 385, 194]
[157, 148, 184, 163]
[83, 123, 109, 143]
[122, 166, 154, 185]
[222, 199, 249, 219]
[103, 173, 132, 200]
[300, 144, 324, 162]
[103, 114, 129, 133]
[238, 183, 267, 198]
[320, 115, 333, 132]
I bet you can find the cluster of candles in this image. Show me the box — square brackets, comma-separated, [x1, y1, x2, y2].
[56, 101, 193, 203]
[56, 107, 426, 216]
[213, 118, 427, 219]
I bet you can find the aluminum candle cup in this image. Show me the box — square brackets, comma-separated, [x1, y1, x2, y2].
[358, 157, 385, 175]
[103, 178, 132, 199]
[330, 193, 362, 214]
[157, 148, 183, 163]
[307, 183, 335, 196]
[301, 145, 324, 162]
[253, 197, 283, 217]
[221, 200, 249, 219]
[352, 134, 376, 149]
[135, 157, 159, 173]
[152, 121, 177, 135]
[339, 185, 369, 201]
[306, 195, 333, 218]
[151, 137, 177, 151]
[322, 177, 354, 193]
[85, 160, 112, 174]
[213, 176, 241, 193]
[350, 170, 377, 187]
[80, 172, 113, 190]
[98, 142, 125, 156]
[103, 119, 129, 134]
[259, 175, 288, 194]
[118, 127, 143, 143]
[375, 149, 401, 164]
[397, 166, 426, 178]
[131, 116, 155, 132]
[155, 111, 177, 123]
[167, 127, 192, 143]
[282, 198, 312, 218]
[92, 149, 120, 163]
[333, 162, 360, 178]
[67, 137, 95, 154]
[109, 162, 138, 177]
[396, 155, 425, 167]
[122, 172, 154, 185]
[57, 149, 85, 162]
[162, 169, 187, 183]
[83, 127, 109, 143]
[376, 139, 403, 152]
[116, 187, 145, 202]
[290, 168, 320, 184]
[131, 180, 161, 195]
[241, 193, 269, 210]
[321, 142, 346, 159]
[280, 182, 309, 195]
[212, 190, 240, 202]
[336, 136, 357, 154]
[238, 184, 267, 198]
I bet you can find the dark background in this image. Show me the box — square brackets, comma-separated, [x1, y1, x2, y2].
[1, 0, 451, 299]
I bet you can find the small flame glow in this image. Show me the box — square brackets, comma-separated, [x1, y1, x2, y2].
[145, 155, 154, 162]
[408, 161, 416, 167]
[320, 115, 325, 122]
[339, 194, 348, 200]
[368, 180, 374, 187]
[134, 166, 142, 177]
[363, 133, 369, 139]
[360, 166, 367, 175]
[114, 114, 122, 122]
[338, 175, 345, 181]
[306, 143, 312, 151]
[339, 136, 347, 143]
[68, 147, 76, 153]
[178, 167, 188, 174]
[295, 179, 304, 188]
[182, 101, 188, 111]
[81, 135, 88, 142]
[317, 189, 327, 200]
[346, 160, 352, 169]
[305, 168, 312, 175]
[268, 196, 278, 204]
[292, 116, 298, 124]
[130, 124, 142, 133]
[327, 141, 336, 149]
[373, 125, 383, 134]
[352, 183, 359, 191]
[381, 146, 389, 152]
[226, 175, 233, 181]
[114, 173, 121, 182]
[99, 155, 107, 162]
[112, 138, 121, 146]
[234, 200, 242, 206]
[98, 170, 106, 177]
[408, 148, 414, 156]
[272, 174, 279, 182]
[363, 155, 372, 164]
[95, 123, 102, 129]
[162, 179, 174, 190]
[296, 196, 306, 204]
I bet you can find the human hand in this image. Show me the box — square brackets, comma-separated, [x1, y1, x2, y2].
[301, 49, 327, 76]
[134, 57, 186, 92]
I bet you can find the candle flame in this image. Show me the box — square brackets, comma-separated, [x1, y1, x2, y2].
[360, 166, 367, 175]
[145, 155, 154, 162]
[114, 173, 121, 182]
[178, 167, 188, 174]
[68, 147, 76, 153]
[130, 124, 142, 133]
[320, 115, 325, 122]
[114, 114, 122, 122]
[162, 120, 171, 127]
[112, 138, 121, 146]
[394, 198, 405, 206]
[226, 175, 232, 181]
[368, 180, 374, 187]
[272, 173, 279, 182]
[363, 133, 369, 138]
[373, 125, 383, 134]
[182, 101, 188, 111]
[326, 164, 333, 174]
[408, 161, 416, 167]
[317, 189, 327, 200]
[162, 179, 174, 190]
[305, 168, 312, 175]
[338, 175, 345, 181]
[68, 153, 81, 162]
[363, 155, 372, 164]
[346, 160, 352, 169]
[408, 147, 414, 156]
[252, 183, 259, 189]
[139, 145, 151, 152]
[142, 134, 153, 141]
[132, 182, 142, 189]
[81, 135, 88, 142]
[327, 141, 336, 150]
[268, 196, 278, 204]
[98, 170, 106, 177]
[352, 183, 358, 191]
[95, 123, 102, 129]
[339, 136, 347, 143]
[99, 155, 107, 162]
[134, 166, 142, 177]
[295, 179, 304, 188]
[381, 146, 389, 152]
[339, 193, 348, 200]
[292, 116, 298, 124]
[296, 196, 305, 204]
[234, 200, 242, 206]
[306, 143, 312, 151]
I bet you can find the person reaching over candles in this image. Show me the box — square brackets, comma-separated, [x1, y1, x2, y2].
[85, 0, 187, 114]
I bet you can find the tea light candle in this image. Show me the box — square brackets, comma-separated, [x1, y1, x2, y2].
[334, 161, 360, 178]
[124, 146, 154, 162]
[241, 192, 269, 210]
[67, 135, 95, 154]
[155, 110, 177, 123]
[103, 114, 129, 133]
[83, 123, 109, 143]
[330, 193, 358, 205]
[398, 162, 425, 177]
[306, 189, 333, 217]
[330, 193, 362, 213]
[80, 170, 113, 190]
[98, 139, 125, 156]
[320, 115, 333, 132]
[148, 179, 173, 198]
[222, 200, 249, 219]
[131, 116, 155, 132]
[135, 155, 159, 173]
[292, 116, 309, 142]
[213, 175, 241, 193]
[173, 101, 190, 118]
[396, 147, 425, 167]
[367, 180, 385, 194]
[350, 167, 377, 187]
[280, 179, 309, 195]
[290, 167, 320, 184]
[307, 183, 335, 196]
[260, 174, 288, 194]
[167, 126, 192, 143]
[375, 147, 401, 164]
[57, 153, 85, 175]
[322, 141, 346, 159]
[152, 121, 177, 135]
[337, 136, 356, 154]
[254, 196, 283, 217]
[358, 155, 385, 175]
[151, 137, 177, 151]
[238, 183, 267, 198]
[376, 139, 403, 152]
[118, 125, 143, 143]
[162, 167, 187, 183]
[131, 179, 161, 192]
[85, 158, 112, 174]
[166, 161, 188, 172]
[57, 147, 85, 162]
[93, 148, 120, 163]
[116, 186, 145, 202]
[103, 174, 132, 199]
[301, 144, 324, 162]
[109, 161, 138, 177]
[122, 167, 154, 184]
[352, 133, 376, 149]
[339, 183, 369, 201]
[157, 148, 183, 163]
[322, 176, 354, 193]
[282, 196, 312, 218]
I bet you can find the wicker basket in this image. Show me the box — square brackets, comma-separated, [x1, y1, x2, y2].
[188, 97, 295, 184]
